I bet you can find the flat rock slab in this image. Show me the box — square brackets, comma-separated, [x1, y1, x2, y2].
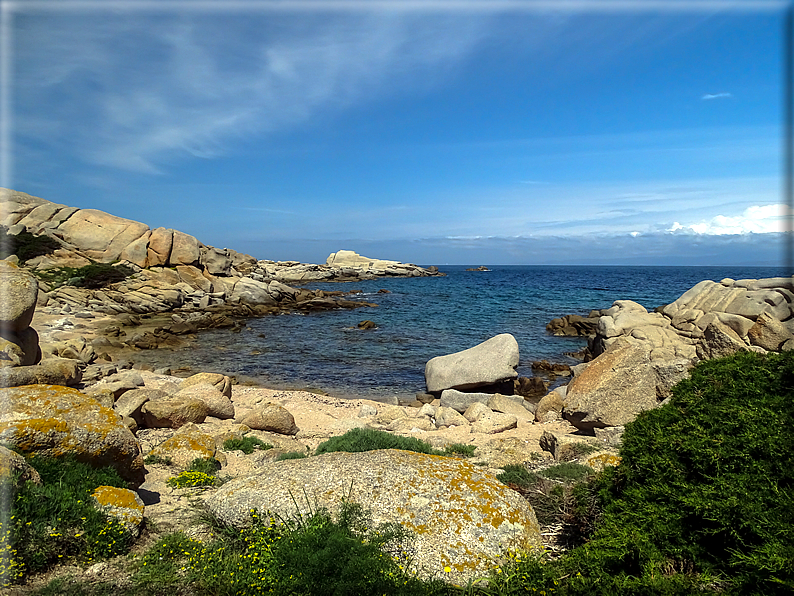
[204, 449, 541, 584]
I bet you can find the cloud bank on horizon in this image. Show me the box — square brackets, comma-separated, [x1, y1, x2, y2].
[7, 1, 789, 266]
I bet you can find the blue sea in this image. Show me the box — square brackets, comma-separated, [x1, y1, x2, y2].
[134, 266, 788, 401]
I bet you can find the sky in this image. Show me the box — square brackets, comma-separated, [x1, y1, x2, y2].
[4, 0, 792, 266]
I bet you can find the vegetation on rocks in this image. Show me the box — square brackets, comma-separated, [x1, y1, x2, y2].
[17, 350, 794, 595]
[222, 436, 272, 454]
[0, 228, 60, 263]
[34, 261, 135, 289]
[1, 455, 133, 584]
[166, 458, 222, 488]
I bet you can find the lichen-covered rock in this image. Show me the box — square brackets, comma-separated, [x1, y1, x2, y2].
[239, 403, 298, 435]
[425, 334, 519, 393]
[141, 397, 208, 429]
[0, 385, 144, 485]
[204, 449, 541, 584]
[175, 382, 234, 420]
[91, 485, 145, 537]
[0, 444, 41, 485]
[148, 423, 216, 468]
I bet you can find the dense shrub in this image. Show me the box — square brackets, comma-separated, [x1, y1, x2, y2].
[0, 228, 60, 263]
[558, 349, 794, 594]
[132, 502, 446, 596]
[34, 262, 134, 289]
[315, 428, 440, 456]
[166, 458, 222, 488]
[3, 456, 133, 583]
[222, 436, 272, 454]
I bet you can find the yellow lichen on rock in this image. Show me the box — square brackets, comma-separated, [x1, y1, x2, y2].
[148, 422, 216, 468]
[91, 485, 145, 536]
[0, 385, 144, 485]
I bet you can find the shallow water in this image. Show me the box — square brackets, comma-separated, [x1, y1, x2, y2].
[130, 265, 788, 402]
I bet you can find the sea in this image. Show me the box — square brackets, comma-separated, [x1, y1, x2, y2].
[131, 265, 789, 402]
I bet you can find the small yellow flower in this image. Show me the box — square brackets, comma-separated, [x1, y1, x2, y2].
[443, 566, 451, 573]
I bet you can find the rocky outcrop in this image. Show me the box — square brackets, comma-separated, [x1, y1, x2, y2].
[557, 277, 794, 432]
[91, 486, 146, 537]
[203, 449, 541, 584]
[0, 261, 41, 366]
[238, 403, 299, 435]
[425, 334, 519, 394]
[0, 384, 144, 485]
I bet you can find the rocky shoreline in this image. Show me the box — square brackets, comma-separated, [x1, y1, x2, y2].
[2, 186, 794, 590]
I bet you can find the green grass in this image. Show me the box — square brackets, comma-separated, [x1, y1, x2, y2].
[539, 462, 592, 483]
[131, 501, 447, 596]
[315, 428, 441, 456]
[442, 443, 477, 457]
[2, 456, 133, 584]
[222, 436, 273, 454]
[276, 451, 309, 461]
[143, 454, 173, 466]
[495, 464, 539, 491]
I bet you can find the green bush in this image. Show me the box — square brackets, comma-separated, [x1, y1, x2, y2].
[315, 428, 440, 456]
[539, 462, 592, 483]
[276, 451, 308, 461]
[0, 228, 60, 263]
[3, 456, 133, 583]
[166, 458, 222, 488]
[33, 262, 134, 290]
[132, 502, 445, 596]
[143, 454, 172, 466]
[496, 464, 538, 491]
[442, 443, 477, 457]
[222, 436, 272, 455]
[558, 350, 794, 594]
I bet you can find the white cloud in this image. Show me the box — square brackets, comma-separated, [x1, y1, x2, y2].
[701, 92, 732, 100]
[668, 203, 790, 235]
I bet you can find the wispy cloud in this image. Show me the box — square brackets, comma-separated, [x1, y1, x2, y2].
[668, 203, 790, 235]
[701, 92, 732, 100]
[14, 12, 491, 173]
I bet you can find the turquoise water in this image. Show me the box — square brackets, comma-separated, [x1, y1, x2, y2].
[137, 265, 788, 401]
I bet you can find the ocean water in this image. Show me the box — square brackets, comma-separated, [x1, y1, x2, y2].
[133, 265, 788, 401]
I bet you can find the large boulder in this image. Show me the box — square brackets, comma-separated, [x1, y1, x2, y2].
[747, 312, 793, 351]
[174, 382, 234, 420]
[0, 261, 38, 334]
[563, 338, 662, 431]
[238, 403, 299, 435]
[0, 384, 144, 485]
[0, 357, 82, 388]
[141, 397, 208, 429]
[204, 449, 541, 584]
[56, 208, 150, 263]
[425, 334, 519, 393]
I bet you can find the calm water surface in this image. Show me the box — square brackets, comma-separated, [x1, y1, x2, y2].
[132, 265, 788, 401]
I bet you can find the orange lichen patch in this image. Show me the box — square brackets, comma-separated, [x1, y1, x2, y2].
[92, 485, 141, 510]
[91, 485, 144, 535]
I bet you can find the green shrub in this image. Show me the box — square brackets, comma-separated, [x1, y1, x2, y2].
[559, 350, 794, 594]
[3, 456, 133, 583]
[315, 428, 440, 456]
[539, 462, 592, 483]
[442, 443, 477, 457]
[166, 458, 222, 488]
[496, 464, 538, 491]
[33, 262, 134, 290]
[132, 502, 443, 596]
[276, 451, 308, 461]
[222, 436, 273, 455]
[0, 228, 60, 263]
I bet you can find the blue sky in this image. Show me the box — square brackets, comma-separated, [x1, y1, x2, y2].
[6, 0, 791, 265]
